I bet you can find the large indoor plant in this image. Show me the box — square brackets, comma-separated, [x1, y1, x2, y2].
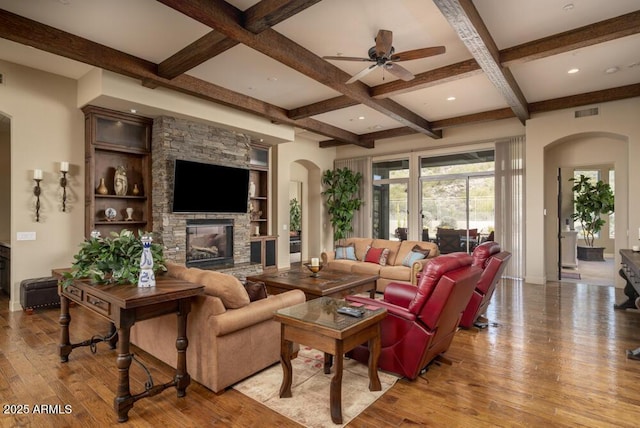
[61, 230, 166, 287]
[570, 174, 614, 260]
[321, 167, 363, 242]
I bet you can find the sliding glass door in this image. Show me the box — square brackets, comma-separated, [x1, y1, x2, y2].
[420, 151, 495, 253]
[372, 159, 409, 241]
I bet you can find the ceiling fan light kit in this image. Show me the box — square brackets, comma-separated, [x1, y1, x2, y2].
[324, 29, 446, 84]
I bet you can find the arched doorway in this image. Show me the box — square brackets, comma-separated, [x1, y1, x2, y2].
[288, 159, 322, 267]
[543, 132, 628, 286]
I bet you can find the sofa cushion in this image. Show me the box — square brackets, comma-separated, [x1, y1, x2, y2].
[335, 243, 357, 260]
[181, 268, 250, 309]
[326, 259, 359, 272]
[372, 239, 402, 265]
[343, 238, 373, 261]
[396, 241, 438, 266]
[379, 265, 412, 282]
[364, 246, 390, 266]
[352, 262, 382, 276]
[244, 280, 268, 302]
[401, 245, 431, 267]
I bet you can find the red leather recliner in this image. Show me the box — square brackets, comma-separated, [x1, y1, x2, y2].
[346, 253, 482, 380]
[458, 241, 512, 329]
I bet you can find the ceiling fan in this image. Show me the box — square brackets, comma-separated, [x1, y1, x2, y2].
[323, 29, 445, 84]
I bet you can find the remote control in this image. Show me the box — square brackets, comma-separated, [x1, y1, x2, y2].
[337, 306, 364, 317]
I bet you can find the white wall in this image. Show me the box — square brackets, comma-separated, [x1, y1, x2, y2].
[0, 59, 85, 311]
[544, 134, 627, 283]
[274, 137, 336, 269]
[527, 98, 640, 285]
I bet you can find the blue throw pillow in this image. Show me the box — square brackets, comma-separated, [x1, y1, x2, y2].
[402, 245, 430, 267]
[336, 244, 357, 260]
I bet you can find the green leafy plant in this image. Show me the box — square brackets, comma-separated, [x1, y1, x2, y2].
[61, 230, 166, 287]
[570, 174, 614, 247]
[289, 198, 302, 233]
[321, 167, 363, 242]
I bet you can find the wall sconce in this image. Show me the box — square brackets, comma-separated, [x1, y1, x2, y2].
[60, 161, 69, 212]
[33, 169, 42, 222]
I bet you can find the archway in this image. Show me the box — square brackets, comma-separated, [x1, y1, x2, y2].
[543, 132, 628, 286]
[288, 159, 322, 266]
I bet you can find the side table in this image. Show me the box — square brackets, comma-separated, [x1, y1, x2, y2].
[274, 297, 386, 424]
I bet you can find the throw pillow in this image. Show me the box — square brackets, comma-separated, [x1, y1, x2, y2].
[244, 280, 268, 302]
[364, 246, 390, 266]
[335, 243, 357, 260]
[402, 245, 431, 267]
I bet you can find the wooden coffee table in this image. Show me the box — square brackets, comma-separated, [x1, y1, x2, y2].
[274, 297, 387, 424]
[247, 267, 378, 300]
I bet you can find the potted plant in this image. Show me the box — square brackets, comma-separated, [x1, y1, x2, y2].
[61, 230, 166, 287]
[570, 174, 614, 261]
[289, 198, 302, 236]
[321, 167, 363, 242]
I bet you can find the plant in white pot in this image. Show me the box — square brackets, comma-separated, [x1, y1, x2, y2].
[570, 174, 614, 261]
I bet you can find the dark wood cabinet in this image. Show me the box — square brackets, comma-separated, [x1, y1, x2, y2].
[0, 244, 9, 296]
[249, 143, 277, 270]
[82, 106, 152, 238]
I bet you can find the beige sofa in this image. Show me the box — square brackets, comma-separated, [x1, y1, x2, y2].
[130, 262, 305, 393]
[321, 238, 439, 292]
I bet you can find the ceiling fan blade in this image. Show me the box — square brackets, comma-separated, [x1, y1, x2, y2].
[390, 46, 446, 62]
[384, 63, 414, 81]
[375, 29, 393, 58]
[346, 64, 378, 84]
[323, 56, 374, 62]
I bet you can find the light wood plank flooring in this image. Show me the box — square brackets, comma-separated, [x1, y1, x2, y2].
[2, 279, 640, 427]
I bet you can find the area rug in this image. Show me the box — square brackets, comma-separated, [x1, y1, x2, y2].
[233, 347, 398, 427]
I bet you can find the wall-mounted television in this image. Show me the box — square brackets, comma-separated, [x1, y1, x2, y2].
[172, 159, 250, 213]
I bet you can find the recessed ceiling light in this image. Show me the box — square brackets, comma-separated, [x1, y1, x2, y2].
[562, 3, 574, 11]
[358, 116, 365, 120]
[130, 108, 137, 113]
[567, 68, 580, 74]
[604, 66, 619, 74]
[447, 96, 456, 101]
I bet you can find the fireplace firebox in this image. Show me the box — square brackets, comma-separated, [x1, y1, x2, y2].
[186, 219, 234, 268]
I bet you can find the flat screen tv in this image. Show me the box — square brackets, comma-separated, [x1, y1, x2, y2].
[172, 159, 250, 213]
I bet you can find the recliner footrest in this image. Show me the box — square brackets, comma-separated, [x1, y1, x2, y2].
[20, 276, 60, 313]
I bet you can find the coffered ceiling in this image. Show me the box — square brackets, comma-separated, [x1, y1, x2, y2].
[0, 0, 638, 148]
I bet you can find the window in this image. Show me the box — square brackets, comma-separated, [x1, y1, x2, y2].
[372, 159, 409, 240]
[421, 150, 495, 252]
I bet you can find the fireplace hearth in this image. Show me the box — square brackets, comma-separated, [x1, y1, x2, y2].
[186, 219, 234, 268]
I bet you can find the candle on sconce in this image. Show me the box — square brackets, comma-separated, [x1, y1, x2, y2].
[33, 169, 42, 180]
[311, 257, 319, 267]
[60, 161, 69, 172]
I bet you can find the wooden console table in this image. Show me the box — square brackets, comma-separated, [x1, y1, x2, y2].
[620, 249, 640, 295]
[53, 269, 204, 422]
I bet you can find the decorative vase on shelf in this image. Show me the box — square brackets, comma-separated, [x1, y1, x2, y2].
[114, 165, 128, 196]
[96, 178, 108, 195]
[249, 181, 256, 197]
[138, 235, 156, 288]
[132, 183, 140, 196]
[125, 207, 134, 221]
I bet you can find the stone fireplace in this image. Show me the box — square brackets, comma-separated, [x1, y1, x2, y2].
[150, 116, 261, 277]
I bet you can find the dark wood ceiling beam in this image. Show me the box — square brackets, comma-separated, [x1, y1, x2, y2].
[158, 32, 238, 79]
[371, 59, 481, 99]
[529, 83, 640, 114]
[0, 8, 367, 146]
[319, 139, 374, 149]
[158, 0, 321, 79]
[158, 0, 442, 139]
[287, 95, 359, 120]
[431, 108, 515, 130]
[0, 8, 157, 79]
[244, 0, 322, 33]
[501, 10, 640, 66]
[433, 0, 529, 124]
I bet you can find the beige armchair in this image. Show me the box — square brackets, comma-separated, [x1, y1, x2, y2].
[130, 263, 305, 393]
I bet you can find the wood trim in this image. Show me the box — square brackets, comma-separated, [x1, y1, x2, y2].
[244, 0, 323, 34]
[529, 83, 640, 114]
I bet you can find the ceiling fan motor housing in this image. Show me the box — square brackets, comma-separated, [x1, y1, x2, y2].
[368, 45, 394, 62]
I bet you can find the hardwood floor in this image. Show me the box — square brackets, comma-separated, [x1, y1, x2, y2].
[2, 279, 640, 427]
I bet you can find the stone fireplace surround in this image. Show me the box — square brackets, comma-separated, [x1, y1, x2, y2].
[151, 116, 262, 278]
